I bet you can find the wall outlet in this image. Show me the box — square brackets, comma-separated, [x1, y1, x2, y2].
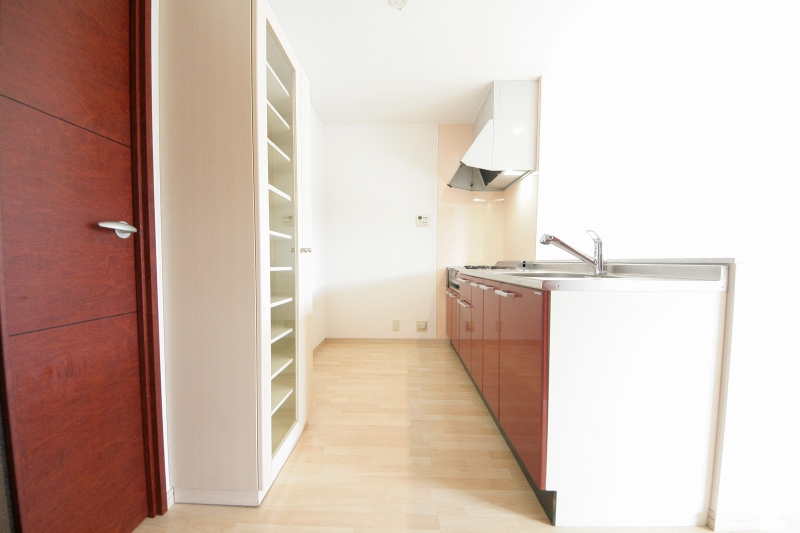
[415, 215, 429, 227]
[392, 320, 400, 332]
[416, 321, 427, 332]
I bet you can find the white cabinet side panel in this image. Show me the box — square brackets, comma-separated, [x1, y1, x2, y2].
[296, 68, 312, 426]
[547, 291, 726, 526]
[253, 0, 272, 492]
[160, 0, 259, 492]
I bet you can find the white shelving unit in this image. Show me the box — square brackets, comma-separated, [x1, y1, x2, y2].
[270, 383, 293, 415]
[270, 295, 293, 307]
[161, 0, 308, 508]
[265, 12, 299, 460]
[270, 354, 293, 379]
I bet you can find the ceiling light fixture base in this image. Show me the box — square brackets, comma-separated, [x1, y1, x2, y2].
[389, 0, 407, 10]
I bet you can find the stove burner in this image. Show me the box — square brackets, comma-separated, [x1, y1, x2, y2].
[464, 265, 490, 269]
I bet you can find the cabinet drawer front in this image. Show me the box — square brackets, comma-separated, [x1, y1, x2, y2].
[457, 298, 472, 369]
[455, 274, 473, 303]
[481, 281, 501, 416]
[469, 282, 485, 391]
[498, 283, 549, 489]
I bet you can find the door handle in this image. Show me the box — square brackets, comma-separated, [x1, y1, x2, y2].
[98, 221, 138, 239]
[457, 300, 471, 308]
[495, 290, 516, 298]
[478, 285, 492, 290]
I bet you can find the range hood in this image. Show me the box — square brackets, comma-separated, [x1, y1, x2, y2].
[448, 79, 539, 191]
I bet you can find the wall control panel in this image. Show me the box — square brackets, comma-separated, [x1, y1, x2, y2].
[416, 215, 429, 227]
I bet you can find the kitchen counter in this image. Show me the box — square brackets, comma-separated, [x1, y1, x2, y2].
[446, 259, 729, 527]
[453, 260, 729, 292]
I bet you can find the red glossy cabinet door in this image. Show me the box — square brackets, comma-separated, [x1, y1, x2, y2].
[457, 297, 472, 369]
[445, 289, 455, 340]
[498, 283, 549, 489]
[466, 278, 483, 389]
[456, 274, 472, 303]
[451, 292, 461, 355]
[481, 280, 501, 416]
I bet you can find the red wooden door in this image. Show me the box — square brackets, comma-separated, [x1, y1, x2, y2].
[481, 281, 500, 416]
[0, 1, 150, 531]
[498, 284, 549, 489]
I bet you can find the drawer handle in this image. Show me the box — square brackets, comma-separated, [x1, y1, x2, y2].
[457, 300, 471, 308]
[469, 282, 478, 287]
[446, 292, 457, 298]
[495, 290, 516, 298]
[478, 284, 492, 290]
[455, 278, 469, 283]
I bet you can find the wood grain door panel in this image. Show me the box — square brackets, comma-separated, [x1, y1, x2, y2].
[0, 0, 131, 145]
[0, 97, 136, 335]
[4, 313, 147, 532]
[0, 0, 163, 528]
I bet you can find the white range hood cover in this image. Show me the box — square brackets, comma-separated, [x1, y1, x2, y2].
[449, 79, 539, 191]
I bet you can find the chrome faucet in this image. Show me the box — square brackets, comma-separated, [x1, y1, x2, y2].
[539, 230, 606, 275]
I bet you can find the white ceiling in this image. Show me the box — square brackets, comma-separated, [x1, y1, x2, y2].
[268, 0, 588, 125]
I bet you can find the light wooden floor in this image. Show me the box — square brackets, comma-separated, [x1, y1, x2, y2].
[134, 340, 713, 533]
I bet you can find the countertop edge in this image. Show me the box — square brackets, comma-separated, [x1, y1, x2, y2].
[453, 266, 729, 292]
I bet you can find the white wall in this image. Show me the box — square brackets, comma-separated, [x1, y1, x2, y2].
[502, 172, 539, 261]
[324, 125, 438, 338]
[310, 108, 326, 349]
[535, 1, 799, 530]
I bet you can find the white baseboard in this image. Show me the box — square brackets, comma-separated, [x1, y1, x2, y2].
[708, 510, 757, 531]
[312, 338, 327, 354]
[173, 487, 266, 507]
[322, 338, 450, 345]
[708, 510, 800, 531]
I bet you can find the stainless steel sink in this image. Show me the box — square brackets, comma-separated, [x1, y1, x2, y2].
[500, 272, 620, 279]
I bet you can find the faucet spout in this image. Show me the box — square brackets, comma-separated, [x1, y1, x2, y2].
[539, 230, 606, 275]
